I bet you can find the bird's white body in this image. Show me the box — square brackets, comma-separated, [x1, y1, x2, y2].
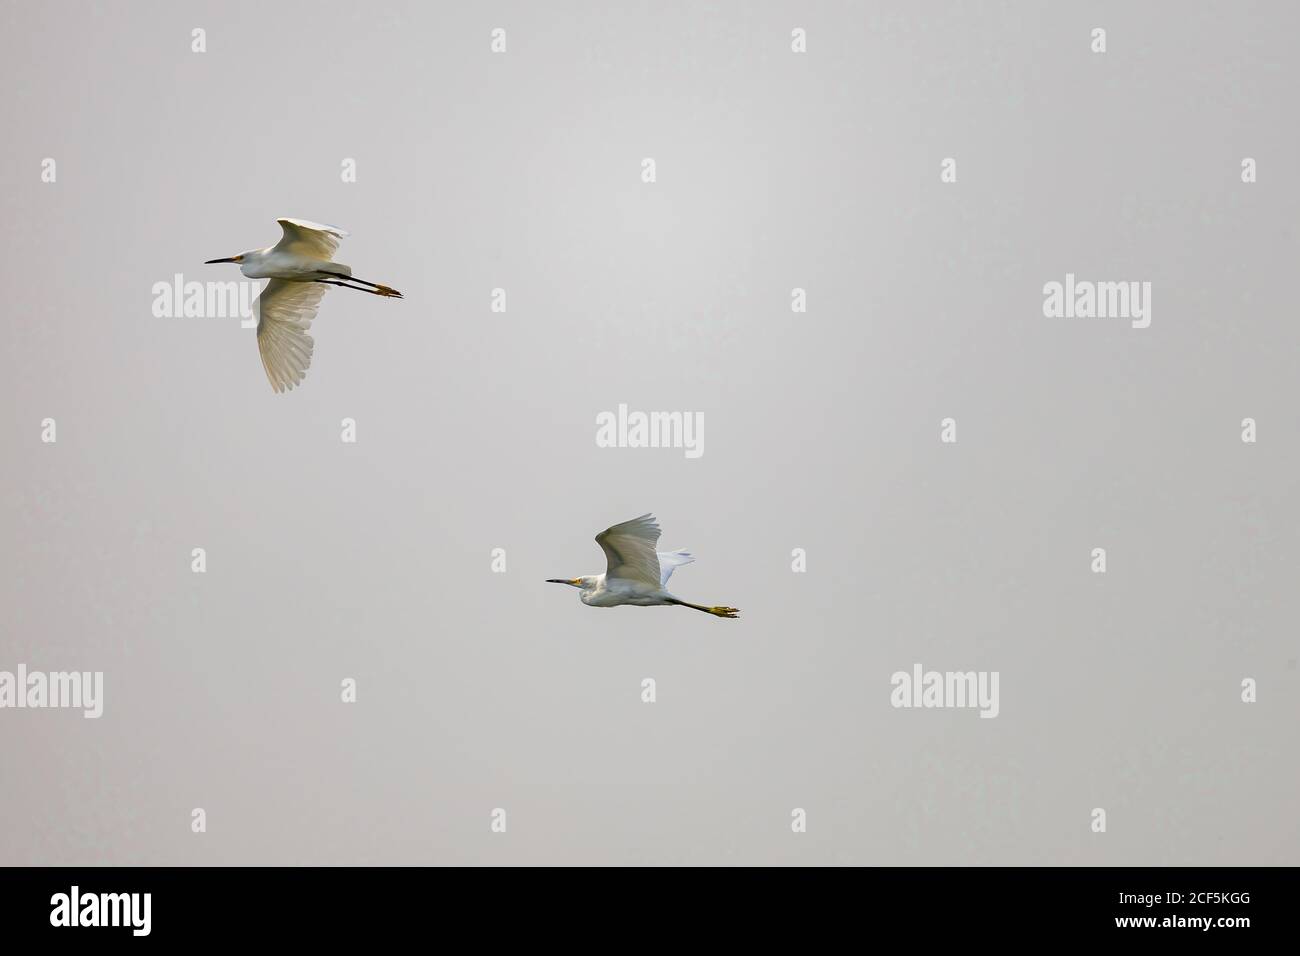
[580, 577, 667, 607]
[578, 551, 694, 607]
[236, 247, 351, 282]
[548, 515, 738, 618]
[205, 218, 401, 393]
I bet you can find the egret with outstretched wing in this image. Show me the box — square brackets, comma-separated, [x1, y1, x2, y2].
[205, 218, 402, 393]
[547, 514, 739, 618]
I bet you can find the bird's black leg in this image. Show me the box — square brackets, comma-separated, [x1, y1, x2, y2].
[667, 599, 740, 618]
[312, 279, 395, 297]
[313, 278, 365, 290]
[328, 273, 404, 298]
[340, 275, 385, 289]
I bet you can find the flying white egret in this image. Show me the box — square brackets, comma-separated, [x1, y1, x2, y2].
[547, 514, 739, 618]
[205, 218, 402, 393]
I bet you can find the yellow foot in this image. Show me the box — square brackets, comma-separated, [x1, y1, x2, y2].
[709, 606, 740, 619]
[376, 285, 403, 298]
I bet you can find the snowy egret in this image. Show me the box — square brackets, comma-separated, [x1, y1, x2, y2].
[205, 218, 402, 393]
[547, 514, 739, 618]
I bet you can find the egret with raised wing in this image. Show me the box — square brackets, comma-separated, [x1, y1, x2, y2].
[547, 514, 739, 618]
[205, 218, 402, 393]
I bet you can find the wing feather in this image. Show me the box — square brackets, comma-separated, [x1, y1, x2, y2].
[271, 217, 349, 260]
[596, 514, 663, 587]
[256, 279, 327, 393]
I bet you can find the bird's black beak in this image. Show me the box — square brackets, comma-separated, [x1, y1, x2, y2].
[204, 256, 239, 264]
[545, 579, 566, 584]
[546, 578, 580, 586]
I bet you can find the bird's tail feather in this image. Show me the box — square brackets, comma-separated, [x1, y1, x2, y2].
[657, 549, 695, 586]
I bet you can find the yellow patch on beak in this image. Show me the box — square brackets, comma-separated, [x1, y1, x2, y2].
[571, 578, 582, 586]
